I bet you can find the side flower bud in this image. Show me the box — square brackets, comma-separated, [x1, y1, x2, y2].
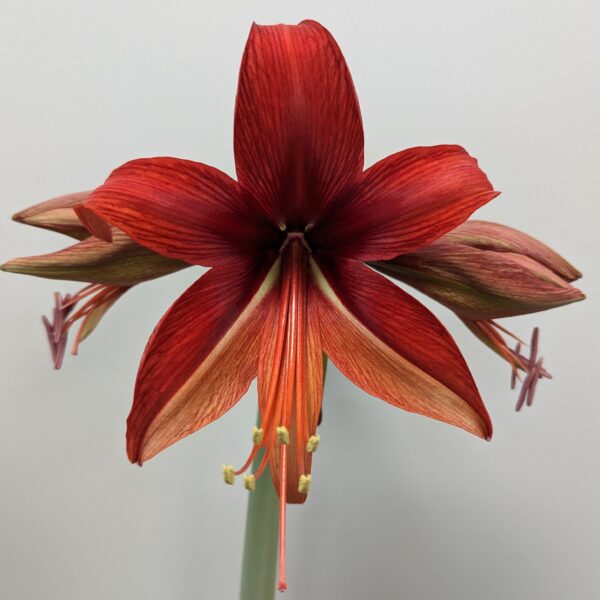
[371, 220, 584, 321]
[1, 230, 187, 286]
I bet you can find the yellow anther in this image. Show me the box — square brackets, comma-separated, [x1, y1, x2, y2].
[243, 474, 256, 492]
[306, 434, 320, 453]
[221, 464, 235, 485]
[298, 474, 312, 494]
[276, 426, 290, 445]
[252, 426, 264, 445]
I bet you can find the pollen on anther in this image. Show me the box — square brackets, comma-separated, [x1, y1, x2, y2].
[252, 426, 264, 445]
[306, 434, 320, 453]
[276, 426, 290, 445]
[221, 464, 235, 485]
[243, 474, 256, 492]
[298, 474, 312, 494]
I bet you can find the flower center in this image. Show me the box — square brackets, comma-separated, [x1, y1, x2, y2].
[278, 227, 313, 255]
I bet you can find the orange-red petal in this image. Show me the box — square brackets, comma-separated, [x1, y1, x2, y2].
[127, 256, 280, 464]
[313, 145, 498, 260]
[310, 256, 492, 439]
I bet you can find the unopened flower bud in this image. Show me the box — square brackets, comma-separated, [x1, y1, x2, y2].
[372, 220, 584, 320]
[1, 230, 187, 286]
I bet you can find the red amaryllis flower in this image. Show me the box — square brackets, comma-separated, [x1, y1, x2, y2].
[77, 20, 499, 590]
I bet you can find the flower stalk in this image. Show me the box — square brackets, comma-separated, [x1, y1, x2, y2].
[240, 444, 279, 600]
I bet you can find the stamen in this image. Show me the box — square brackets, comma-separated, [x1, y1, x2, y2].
[306, 435, 320, 453]
[468, 320, 552, 411]
[243, 474, 256, 491]
[276, 237, 308, 593]
[510, 342, 521, 389]
[228, 237, 311, 593]
[252, 426, 264, 445]
[41, 292, 75, 369]
[511, 327, 551, 412]
[231, 426, 264, 478]
[221, 465, 235, 485]
[41, 284, 127, 368]
[298, 474, 312, 494]
[276, 426, 290, 445]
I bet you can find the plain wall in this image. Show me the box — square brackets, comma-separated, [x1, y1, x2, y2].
[0, 1, 598, 599]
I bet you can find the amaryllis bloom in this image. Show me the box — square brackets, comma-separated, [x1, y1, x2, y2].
[72, 20, 503, 590]
[372, 220, 584, 408]
[3, 192, 186, 367]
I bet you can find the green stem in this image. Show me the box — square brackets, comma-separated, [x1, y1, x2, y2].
[239, 445, 279, 600]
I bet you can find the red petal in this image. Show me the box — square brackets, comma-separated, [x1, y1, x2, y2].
[234, 20, 364, 225]
[127, 256, 280, 464]
[84, 158, 280, 267]
[312, 145, 498, 260]
[310, 256, 492, 439]
[75, 205, 113, 242]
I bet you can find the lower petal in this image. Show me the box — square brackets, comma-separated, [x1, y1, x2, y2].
[127, 255, 280, 464]
[310, 256, 492, 439]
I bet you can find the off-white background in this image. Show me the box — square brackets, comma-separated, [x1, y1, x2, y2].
[1, 1, 598, 599]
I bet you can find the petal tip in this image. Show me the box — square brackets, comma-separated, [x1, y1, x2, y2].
[11, 211, 27, 224]
[75, 205, 113, 242]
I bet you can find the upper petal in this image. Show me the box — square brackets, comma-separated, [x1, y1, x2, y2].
[83, 157, 281, 267]
[310, 255, 492, 439]
[127, 255, 280, 464]
[234, 20, 364, 225]
[312, 145, 498, 260]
